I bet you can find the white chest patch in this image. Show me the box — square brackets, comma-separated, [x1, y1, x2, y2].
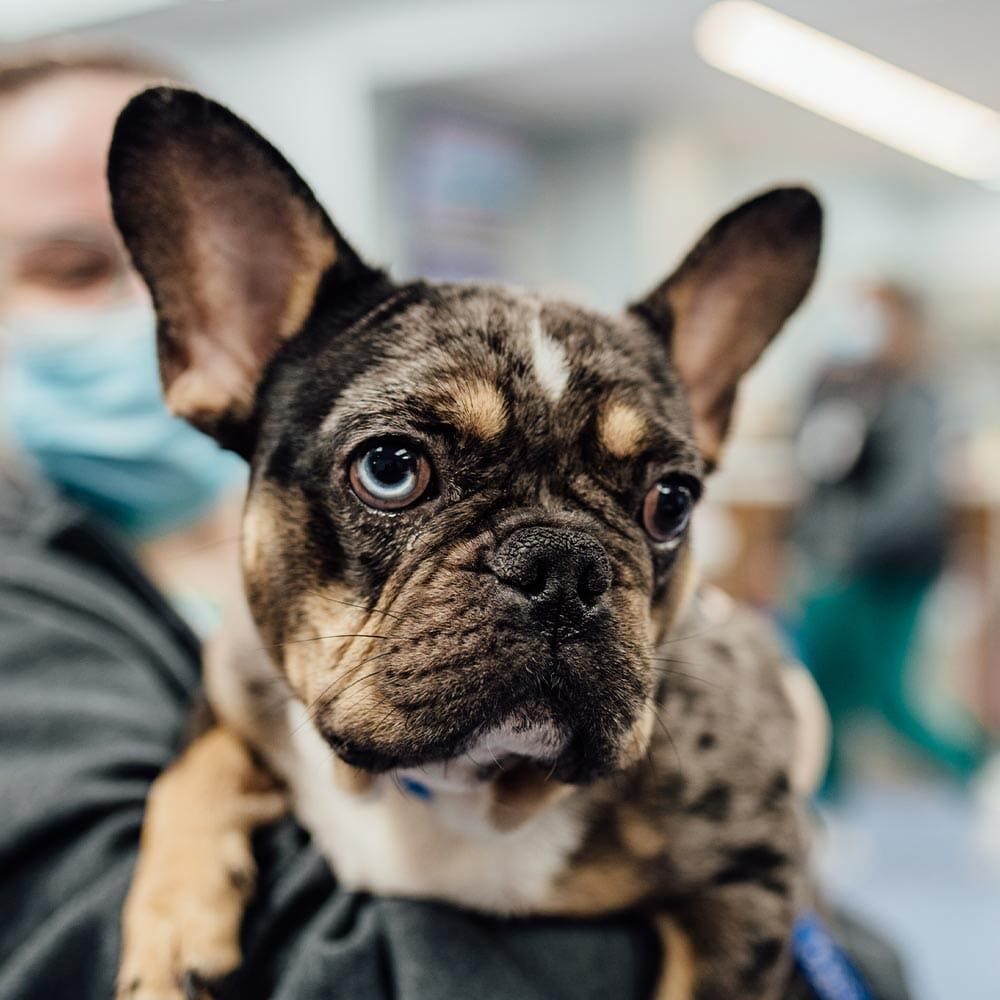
[528, 314, 570, 402]
[280, 703, 586, 915]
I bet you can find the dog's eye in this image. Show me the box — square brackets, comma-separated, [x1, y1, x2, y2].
[349, 439, 433, 511]
[641, 476, 696, 544]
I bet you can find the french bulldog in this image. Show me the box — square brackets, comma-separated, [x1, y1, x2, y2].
[108, 87, 824, 1000]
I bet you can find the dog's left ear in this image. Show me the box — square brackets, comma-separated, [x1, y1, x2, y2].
[108, 87, 379, 453]
[632, 187, 821, 463]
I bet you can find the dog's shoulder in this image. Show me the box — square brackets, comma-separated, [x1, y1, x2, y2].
[547, 585, 808, 910]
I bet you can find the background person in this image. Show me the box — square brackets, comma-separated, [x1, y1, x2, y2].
[0, 50, 246, 631]
[793, 282, 983, 793]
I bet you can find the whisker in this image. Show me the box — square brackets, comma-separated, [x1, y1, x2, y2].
[649, 663, 723, 690]
[301, 650, 398, 717]
[642, 739, 660, 782]
[659, 620, 724, 645]
[368, 701, 404, 746]
[311, 593, 413, 625]
[650, 705, 682, 771]
[330, 662, 397, 706]
[255, 632, 416, 653]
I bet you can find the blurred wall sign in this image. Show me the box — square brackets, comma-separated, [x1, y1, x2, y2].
[396, 113, 533, 282]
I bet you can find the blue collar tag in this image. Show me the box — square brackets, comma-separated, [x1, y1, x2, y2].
[399, 776, 434, 800]
[792, 912, 873, 1000]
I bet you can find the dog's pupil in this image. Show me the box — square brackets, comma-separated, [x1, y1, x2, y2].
[368, 446, 413, 487]
[654, 483, 691, 535]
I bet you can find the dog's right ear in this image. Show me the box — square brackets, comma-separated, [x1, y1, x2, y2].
[108, 87, 378, 453]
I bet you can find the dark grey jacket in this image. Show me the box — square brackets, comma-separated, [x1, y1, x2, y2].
[795, 365, 947, 580]
[0, 464, 907, 999]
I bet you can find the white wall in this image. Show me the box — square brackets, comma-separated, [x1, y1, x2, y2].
[80, 0, 1000, 386]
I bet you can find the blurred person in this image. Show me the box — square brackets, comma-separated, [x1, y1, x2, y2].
[0, 50, 246, 625]
[793, 282, 981, 793]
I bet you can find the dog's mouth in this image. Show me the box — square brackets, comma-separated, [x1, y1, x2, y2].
[321, 701, 604, 784]
[316, 633, 650, 785]
[393, 718, 563, 797]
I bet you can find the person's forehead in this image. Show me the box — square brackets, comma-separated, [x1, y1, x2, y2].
[0, 71, 152, 238]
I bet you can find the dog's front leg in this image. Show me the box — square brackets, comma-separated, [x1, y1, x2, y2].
[653, 882, 796, 1000]
[651, 917, 697, 1000]
[117, 725, 287, 1000]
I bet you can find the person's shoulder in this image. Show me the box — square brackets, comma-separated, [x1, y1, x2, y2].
[0, 454, 84, 543]
[0, 456, 52, 536]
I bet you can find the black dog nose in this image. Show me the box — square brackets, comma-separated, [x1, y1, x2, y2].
[492, 527, 612, 616]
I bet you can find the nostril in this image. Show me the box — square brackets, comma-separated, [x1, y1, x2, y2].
[577, 560, 612, 605]
[520, 558, 549, 597]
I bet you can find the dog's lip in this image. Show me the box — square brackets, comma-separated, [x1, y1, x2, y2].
[464, 718, 562, 771]
[393, 719, 563, 794]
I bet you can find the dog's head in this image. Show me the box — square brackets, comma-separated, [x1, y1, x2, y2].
[109, 89, 820, 791]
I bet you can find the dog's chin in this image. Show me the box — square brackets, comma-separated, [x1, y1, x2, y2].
[322, 709, 626, 786]
[392, 719, 563, 796]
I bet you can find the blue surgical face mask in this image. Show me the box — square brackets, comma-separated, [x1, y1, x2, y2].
[0, 300, 246, 538]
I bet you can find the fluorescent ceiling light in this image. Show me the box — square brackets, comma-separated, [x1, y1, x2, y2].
[696, 0, 1000, 186]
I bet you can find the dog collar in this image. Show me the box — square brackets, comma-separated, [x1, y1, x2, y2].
[792, 912, 873, 1000]
[398, 776, 434, 800]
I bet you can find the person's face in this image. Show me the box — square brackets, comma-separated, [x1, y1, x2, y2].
[0, 71, 151, 317]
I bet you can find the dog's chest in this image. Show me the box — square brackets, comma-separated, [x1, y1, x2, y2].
[279, 706, 586, 915]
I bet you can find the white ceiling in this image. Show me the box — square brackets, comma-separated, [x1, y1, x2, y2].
[413, 1, 1000, 184]
[8, 0, 1000, 190]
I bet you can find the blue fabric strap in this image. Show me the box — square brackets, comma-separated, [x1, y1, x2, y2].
[792, 912, 873, 1000]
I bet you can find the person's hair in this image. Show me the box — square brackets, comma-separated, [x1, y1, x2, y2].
[0, 46, 178, 102]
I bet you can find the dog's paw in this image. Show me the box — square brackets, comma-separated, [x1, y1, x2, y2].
[115, 952, 225, 1000]
[116, 728, 287, 1000]
[115, 837, 251, 1000]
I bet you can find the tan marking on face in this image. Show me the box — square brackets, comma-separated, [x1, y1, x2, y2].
[618, 804, 668, 860]
[332, 755, 375, 794]
[489, 770, 573, 832]
[436, 377, 508, 441]
[241, 483, 316, 649]
[242, 482, 393, 718]
[240, 481, 288, 578]
[654, 917, 697, 1000]
[287, 587, 382, 703]
[598, 400, 647, 459]
[303, 535, 481, 758]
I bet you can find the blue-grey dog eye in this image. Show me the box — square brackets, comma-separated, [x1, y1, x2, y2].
[642, 477, 696, 544]
[349, 440, 432, 511]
